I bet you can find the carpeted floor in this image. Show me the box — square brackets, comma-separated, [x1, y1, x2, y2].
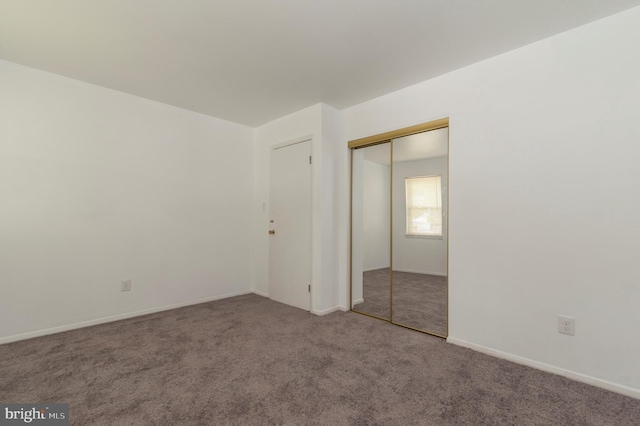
[1, 294, 639, 425]
[355, 268, 447, 336]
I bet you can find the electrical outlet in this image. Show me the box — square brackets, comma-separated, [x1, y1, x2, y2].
[558, 315, 575, 336]
[121, 280, 132, 292]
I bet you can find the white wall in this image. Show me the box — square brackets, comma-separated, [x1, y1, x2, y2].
[320, 104, 344, 311]
[342, 7, 640, 396]
[362, 161, 390, 271]
[0, 59, 255, 342]
[252, 103, 343, 314]
[392, 157, 447, 276]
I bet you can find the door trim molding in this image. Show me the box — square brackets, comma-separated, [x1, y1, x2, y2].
[271, 134, 314, 150]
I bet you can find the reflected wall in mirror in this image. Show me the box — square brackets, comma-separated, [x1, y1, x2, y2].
[351, 142, 391, 320]
[391, 128, 448, 335]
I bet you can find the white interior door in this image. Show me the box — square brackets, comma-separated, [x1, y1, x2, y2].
[269, 140, 312, 311]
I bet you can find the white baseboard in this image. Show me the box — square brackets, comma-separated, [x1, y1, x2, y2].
[312, 305, 348, 316]
[0, 290, 254, 345]
[251, 289, 269, 298]
[352, 298, 364, 305]
[393, 268, 447, 276]
[447, 337, 640, 400]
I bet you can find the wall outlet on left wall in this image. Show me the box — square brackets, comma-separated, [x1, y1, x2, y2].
[121, 280, 132, 292]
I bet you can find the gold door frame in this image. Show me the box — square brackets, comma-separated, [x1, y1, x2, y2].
[349, 117, 450, 338]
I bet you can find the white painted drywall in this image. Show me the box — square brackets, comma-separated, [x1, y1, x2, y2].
[252, 103, 343, 314]
[392, 157, 447, 276]
[362, 161, 391, 271]
[0, 59, 254, 342]
[320, 104, 345, 312]
[342, 7, 640, 394]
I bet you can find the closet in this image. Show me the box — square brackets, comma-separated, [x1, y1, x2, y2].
[350, 118, 449, 337]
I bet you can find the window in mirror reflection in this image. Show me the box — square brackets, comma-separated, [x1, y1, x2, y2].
[405, 175, 442, 237]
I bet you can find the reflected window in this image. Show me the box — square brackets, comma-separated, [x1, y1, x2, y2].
[405, 175, 442, 236]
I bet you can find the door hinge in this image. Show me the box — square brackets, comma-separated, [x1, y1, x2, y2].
[308, 284, 311, 293]
[309, 155, 312, 164]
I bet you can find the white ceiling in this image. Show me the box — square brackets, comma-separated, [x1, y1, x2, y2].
[2, 1, 639, 127]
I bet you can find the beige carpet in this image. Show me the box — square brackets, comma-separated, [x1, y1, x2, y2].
[1, 294, 639, 425]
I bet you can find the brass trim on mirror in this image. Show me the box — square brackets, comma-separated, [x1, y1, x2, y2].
[389, 140, 393, 323]
[349, 146, 356, 313]
[348, 117, 449, 149]
[351, 310, 396, 324]
[446, 127, 450, 338]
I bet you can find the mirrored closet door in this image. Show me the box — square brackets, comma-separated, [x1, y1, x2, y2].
[351, 142, 391, 320]
[350, 119, 449, 337]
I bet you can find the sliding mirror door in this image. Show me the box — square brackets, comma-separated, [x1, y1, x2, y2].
[391, 128, 448, 335]
[351, 142, 391, 320]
